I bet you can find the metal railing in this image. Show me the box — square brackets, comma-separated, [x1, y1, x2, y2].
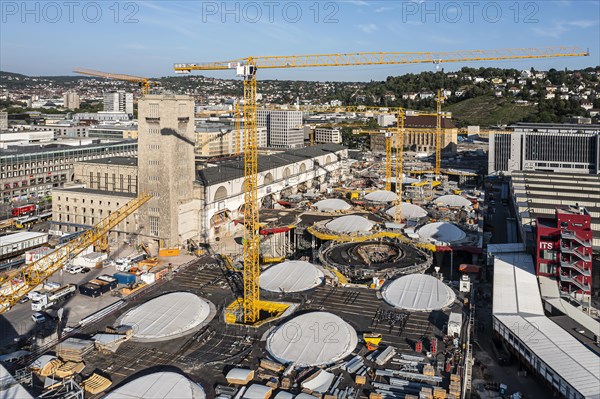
[561, 229, 591, 248]
[559, 259, 591, 277]
[560, 245, 591, 262]
[559, 274, 591, 292]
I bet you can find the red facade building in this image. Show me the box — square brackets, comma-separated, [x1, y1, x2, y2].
[536, 206, 592, 296]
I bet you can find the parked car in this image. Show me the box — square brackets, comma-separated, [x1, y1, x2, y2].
[31, 312, 46, 323]
[18, 297, 30, 304]
[80, 267, 91, 274]
[64, 265, 83, 274]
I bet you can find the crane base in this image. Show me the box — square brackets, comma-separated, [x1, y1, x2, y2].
[224, 299, 294, 327]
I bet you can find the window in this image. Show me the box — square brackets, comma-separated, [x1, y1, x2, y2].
[149, 103, 159, 118]
[150, 216, 159, 236]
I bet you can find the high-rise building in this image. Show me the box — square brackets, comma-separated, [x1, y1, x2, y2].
[138, 94, 196, 247]
[103, 91, 134, 115]
[257, 109, 303, 148]
[63, 92, 80, 110]
[536, 206, 592, 297]
[489, 123, 600, 175]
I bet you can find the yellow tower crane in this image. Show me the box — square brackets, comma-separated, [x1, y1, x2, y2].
[435, 89, 446, 176]
[74, 68, 158, 95]
[174, 46, 588, 324]
[0, 194, 151, 313]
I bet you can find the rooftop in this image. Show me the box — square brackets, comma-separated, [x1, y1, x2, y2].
[196, 144, 345, 186]
[81, 156, 138, 167]
[54, 187, 137, 198]
[0, 139, 137, 157]
[490, 246, 600, 398]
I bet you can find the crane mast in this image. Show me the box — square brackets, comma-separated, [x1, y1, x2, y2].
[174, 46, 588, 325]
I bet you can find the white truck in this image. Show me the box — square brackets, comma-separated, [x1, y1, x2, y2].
[31, 284, 77, 311]
[115, 258, 131, 272]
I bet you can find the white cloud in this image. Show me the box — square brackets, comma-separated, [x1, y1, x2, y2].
[375, 6, 395, 13]
[357, 23, 378, 34]
[532, 19, 597, 38]
[348, 0, 369, 5]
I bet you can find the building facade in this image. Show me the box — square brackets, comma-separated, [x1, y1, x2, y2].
[103, 91, 134, 115]
[536, 207, 592, 297]
[0, 111, 8, 131]
[370, 115, 458, 153]
[314, 127, 342, 144]
[74, 112, 130, 123]
[87, 125, 138, 140]
[0, 140, 137, 204]
[196, 144, 348, 242]
[257, 109, 303, 148]
[195, 125, 267, 158]
[28, 124, 87, 138]
[63, 92, 80, 110]
[138, 94, 197, 248]
[489, 123, 600, 175]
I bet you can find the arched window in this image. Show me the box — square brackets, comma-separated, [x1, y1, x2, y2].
[214, 186, 227, 202]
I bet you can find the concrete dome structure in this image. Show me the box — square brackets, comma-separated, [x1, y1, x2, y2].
[365, 190, 398, 203]
[326, 215, 375, 234]
[116, 292, 214, 342]
[313, 199, 352, 212]
[382, 274, 456, 311]
[260, 260, 324, 293]
[387, 203, 428, 219]
[417, 222, 466, 243]
[103, 371, 206, 399]
[266, 312, 358, 366]
[435, 194, 472, 208]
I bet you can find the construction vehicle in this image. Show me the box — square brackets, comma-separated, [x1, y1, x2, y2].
[363, 332, 383, 351]
[73, 68, 158, 95]
[175, 47, 588, 324]
[31, 284, 76, 311]
[0, 194, 151, 313]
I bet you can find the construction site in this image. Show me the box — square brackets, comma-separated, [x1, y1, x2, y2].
[0, 47, 593, 399]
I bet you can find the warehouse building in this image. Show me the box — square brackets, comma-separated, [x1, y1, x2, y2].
[489, 123, 600, 175]
[488, 244, 600, 399]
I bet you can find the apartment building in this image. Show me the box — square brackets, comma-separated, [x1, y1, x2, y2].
[103, 91, 134, 115]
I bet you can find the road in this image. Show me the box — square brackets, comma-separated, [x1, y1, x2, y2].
[472, 181, 552, 398]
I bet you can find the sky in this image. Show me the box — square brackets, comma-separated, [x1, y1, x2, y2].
[1, 0, 599, 81]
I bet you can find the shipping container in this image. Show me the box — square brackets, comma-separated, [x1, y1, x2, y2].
[113, 272, 136, 285]
[97, 275, 118, 290]
[79, 283, 102, 297]
[89, 279, 111, 294]
[158, 248, 180, 257]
